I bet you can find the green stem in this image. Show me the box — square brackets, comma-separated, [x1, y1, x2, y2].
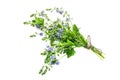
[90, 46, 105, 60]
[58, 54, 66, 60]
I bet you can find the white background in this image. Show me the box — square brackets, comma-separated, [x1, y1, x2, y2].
[0, 0, 120, 80]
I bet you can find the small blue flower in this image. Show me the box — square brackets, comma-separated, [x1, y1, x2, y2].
[55, 33, 62, 39]
[36, 24, 40, 29]
[39, 32, 43, 36]
[56, 61, 59, 65]
[48, 47, 53, 51]
[58, 28, 63, 33]
[50, 55, 55, 59]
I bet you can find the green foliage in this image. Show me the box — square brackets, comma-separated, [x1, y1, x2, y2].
[39, 66, 51, 75]
[23, 21, 30, 24]
[60, 39, 74, 48]
[35, 17, 44, 26]
[30, 14, 35, 17]
[44, 52, 52, 63]
[24, 7, 105, 75]
[73, 24, 79, 34]
[64, 47, 75, 58]
[74, 41, 82, 47]
[29, 34, 36, 37]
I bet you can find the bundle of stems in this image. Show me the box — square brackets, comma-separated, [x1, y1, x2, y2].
[24, 7, 105, 75]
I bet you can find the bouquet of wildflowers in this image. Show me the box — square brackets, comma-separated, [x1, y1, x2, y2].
[24, 7, 105, 75]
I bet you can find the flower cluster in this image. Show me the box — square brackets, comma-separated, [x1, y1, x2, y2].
[24, 7, 105, 75]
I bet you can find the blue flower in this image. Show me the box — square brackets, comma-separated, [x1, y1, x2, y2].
[39, 32, 43, 36]
[36, 24, 40, 29]
[58, 28, 63, 33]
[55, 33, 62, 39]
[48, 47, 53, 51]
[50, 55, 55, 59]
[56, 61, 59, 65]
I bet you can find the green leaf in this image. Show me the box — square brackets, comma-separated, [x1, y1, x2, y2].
[51, 60, 57, 65]
[60, 39, 74, 48]
[57, 24, 62, 28]
[78, 34, 88, 47]
[44, 56, 51, 63]
[30, 14, 35, 17]
[29, 34, 36, 37]
[23, 21, 30, 24]
[66, 30, 75, 37]
[66, 31, 76, 42]
[41, 68, 47, 75]
[41, 51, 47, 55]
[39, 66, 44, 74]
[35, 17, 44, 26]
[74, 41, 82, 47]
[66, 39, 74, 46]
[73, 24, 79, 33]
[50, 38, 54, 46]
[42, 37, 48, 41]
[32, 20, 36, 23]
[64, 48, 75, 58]
[44, 52, 52, 63]
[46, 8, 52, 11]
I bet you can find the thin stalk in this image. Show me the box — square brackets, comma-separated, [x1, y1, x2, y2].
[90, 46, 105, 60]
